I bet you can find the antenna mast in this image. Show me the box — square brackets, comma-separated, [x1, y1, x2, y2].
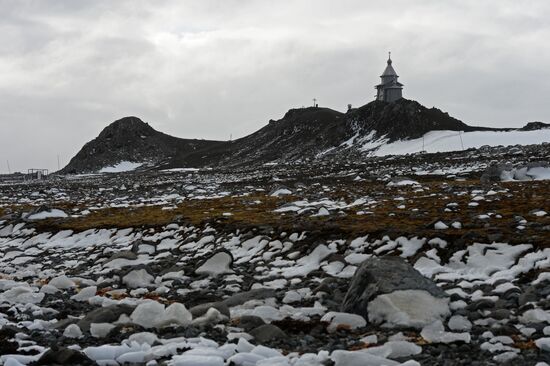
[6, 160, 11, 174]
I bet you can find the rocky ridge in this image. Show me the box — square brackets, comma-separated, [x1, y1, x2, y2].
[60, 116, 223, 174]
[60, 99, 547, 174]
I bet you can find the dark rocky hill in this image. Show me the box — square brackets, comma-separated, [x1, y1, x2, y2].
[521, 121, 550, 131]
[171, 99, 480, 168]
[60, 117, 224, 174]
[61, 99, 545, 173]
[347, 99, 488, 142]
[165, 107, 349, 168]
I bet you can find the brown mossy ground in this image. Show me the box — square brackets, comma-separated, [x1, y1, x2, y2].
[3, 179, 549, 248]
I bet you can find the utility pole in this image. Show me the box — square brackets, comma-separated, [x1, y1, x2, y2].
[57, 154, 60, 171]
[6, 160, 10, 174]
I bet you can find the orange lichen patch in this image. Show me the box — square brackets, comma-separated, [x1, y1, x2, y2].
[335, 324, 352, 331]
[348, 342, 372, 351]
[513, 339, 537, 350]
[142, 292, 167, 302]
[96, 287, 113, 296]
[36, 278, 49, 286]
[109, 292, 128, 301]
[410, 335, 430, 345]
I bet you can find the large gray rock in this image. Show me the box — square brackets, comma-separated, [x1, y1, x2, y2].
[189, 301, 230, 318]
[481, 161, 549, 183]
[480, 163, 513, 183]
[341, 256, 450, 328]
[195, 251, 234, 277]
[77, 305, 134, 332]
[237, 315, 266, 331]
[35, 346, 94, 365]
[222, 288, 276, 307]
[249, 324, 287, 342]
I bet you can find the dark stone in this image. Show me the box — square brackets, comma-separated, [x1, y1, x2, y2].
[33, 346, 94, 365]
[490, 309, 511, 320]
[189, 301, 230, 318]
[106, 250, 137, 261]
[223, 288, 276, 307]
[519, 287, 538, 306]
[313, 277, 339, 294]
[466, 299, 495, 311]
[249, 324, 287, 343]
[77, 304, 134, 332]
[0, 327, 18, 356]
[238, 315, 266, 331]
[341, 256, 447, 319]
[480, 163, 513, 183]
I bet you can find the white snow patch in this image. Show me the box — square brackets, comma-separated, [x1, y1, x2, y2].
[321, 312, 367, 332]
[372, 129, 550, 156]
[421, 320, 471, 344]
[367, 290, 450, 329]
[27, 209, 68, 220]
[196, 252, 233, 276]
[283, 245, 334, 278]
[99, 161, 142, 173]
[270, 188, 292, 197]
[130, 301, 192, 328]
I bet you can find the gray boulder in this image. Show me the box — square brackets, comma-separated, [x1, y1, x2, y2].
[77, 304, 134, 332]
[223, 288, 276, 307]
[35, 346, 94, 365]
[249, 324, 287, 342]
[189, 301, 230, 318]
[195, 251, 234, 277]
[237, 315, 266, 331]
[480, 161, 549, 183]
[480, 163, 513, 183]
[341, 256, 450, 328]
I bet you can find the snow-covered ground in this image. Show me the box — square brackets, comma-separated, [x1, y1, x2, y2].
[369, 129, 550, 156]
[0, 144, 549, 365]
[99, 161, 143, 173]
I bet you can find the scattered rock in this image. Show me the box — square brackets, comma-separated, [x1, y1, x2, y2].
[321, 312, 367, 333]
[237, 315, 266, 331]
[189, 301, 230, 318]
[122, 268, 155, 288]
[249, 324, 287, 343]
[195, 251, 234, 276]
[77, 305, 134, 332]
[35, 346, 94, 365]
[341, 256, 450, 328]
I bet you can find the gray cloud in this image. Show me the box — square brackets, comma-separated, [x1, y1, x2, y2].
[1, 0, 549, 172]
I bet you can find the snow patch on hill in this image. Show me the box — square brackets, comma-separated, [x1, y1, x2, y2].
[370, 129, 550, 156]
[99, 161, 143, 173]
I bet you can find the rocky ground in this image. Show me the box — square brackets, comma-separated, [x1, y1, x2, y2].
[0, 143, 549, 365]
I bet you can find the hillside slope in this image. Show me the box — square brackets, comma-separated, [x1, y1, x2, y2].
[61, 100, 548, 173]
[60, 117, 224, 173]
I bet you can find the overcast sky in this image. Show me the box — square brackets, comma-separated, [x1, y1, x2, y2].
[1, 0, 550, 173]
